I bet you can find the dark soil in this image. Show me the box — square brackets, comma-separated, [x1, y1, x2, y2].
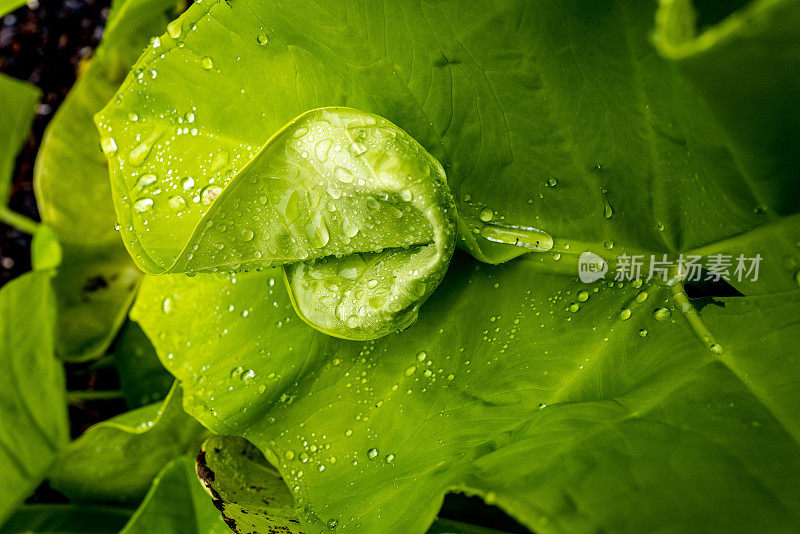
[0, 0, 111, 287]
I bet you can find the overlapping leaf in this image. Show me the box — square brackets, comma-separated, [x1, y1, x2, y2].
[48, 384, 204, 504]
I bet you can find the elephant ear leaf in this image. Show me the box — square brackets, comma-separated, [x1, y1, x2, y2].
[104, 108, 460, 339]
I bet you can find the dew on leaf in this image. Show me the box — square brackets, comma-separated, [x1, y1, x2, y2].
[200, 185, 222, 205]
[653, 307, 671, 321]
[133, 197, 153, 212]
[168, 195, 186, 211]
[479, 208, 494, 222]
[256, 33, 269, 45]
[200, 56, 213, 69]
[367, 448, 379, 460]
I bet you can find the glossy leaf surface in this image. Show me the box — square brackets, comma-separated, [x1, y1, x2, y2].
[118, 0, 800, 532]
[1, 504, 133, 534]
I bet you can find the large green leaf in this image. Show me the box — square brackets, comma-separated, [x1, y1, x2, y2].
[116, 0, 800, 532]
[32, 0, 181, 361]
[118, 457, 229, 534]
[0, 269, 69, 525]
[0, 0, 27, 17]
[47, 384, 204, 504]
[1, 504, 132, 534]
[133, 261, 800, 533]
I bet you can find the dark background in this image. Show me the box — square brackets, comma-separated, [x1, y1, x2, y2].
[1, 0, 111, 288]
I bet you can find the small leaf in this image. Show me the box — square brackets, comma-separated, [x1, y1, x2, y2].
[0, 72, 39, 207]
[48, 383, 204, 504]
[118, 457, 230, 534]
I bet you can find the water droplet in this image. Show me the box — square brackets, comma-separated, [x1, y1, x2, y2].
[635, 291, 649, 303]
[258, 384, 267, 394]
[416, 351, 427, 362]
[230, 366, 244, 379]
[546, 177, 558, 187]
[133, 197, 153, 212]
[603, 240, 614, 250]
[653, 307, 671, 321]
[479, 223, 553, 251]
[167, 19, 182, 39]
[315, 138, 332, 162]
[385, 454, 395, 463]
[128, 112, 139, 121]
[256, 33, 269, 45]
[182, 177, 195, 190]
[185, 111, 195, 123]
[404, 365, 417, 376]
[367, 448, 379, 460]
[401, 189, 413, 202]
[241, 228, 254, 241]
[638, 328, 648, 337]
[479, 208, 494, 222]
[168, 195, 186, 211]
[201, 185, 222, 205]
[327, 519, 338, 530]
[710, 343, 724, 354]
[101, 137, 117, 156]
[200, 56, 213, 69]
[135, 173, 157, 189]
[619, 308, 631, 321]
[349, 142, 367, 155]
[577, 290, 589, 302]
[569, 302, 580, 313]
[603, 198, 613, 219]
[334, 166, 354, 184]
[162, 297, 173, 313]
[284, 450, 295, 460]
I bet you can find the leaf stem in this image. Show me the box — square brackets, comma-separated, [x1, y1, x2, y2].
[67, 390, 125, 403]
[0, 207, 40, 235]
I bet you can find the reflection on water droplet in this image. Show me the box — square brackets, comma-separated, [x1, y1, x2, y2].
[577, 290, 589, 302]
[182, 177, 195, 190]
[710, 343, 724, 354]
[638, 328, 648, 337]
[334, 166, 354, 184]
[168, 195, 186, 211]
[101, 137, 117, 156]
[653, 307, 671, 321]
[478, 223, 553, 251]
[604, 240, 614, 250]
[162, 297, 173, 313]
[569, 302, 580, 313]
[385, 454, 395, 463]
[327, 519, 338, 530]
[135, 173, 157, 189]
[241, 228, 254, 241]
[547, 177, 558, 187]
[404, 365, 416, 376]
[284, 450, 295, 460]
[256, 33, 269, 45]
[133, 197, 153, 212]
[315, 138, 332, 162]
[401, 189, 413, 202]
[619, 308, 631, 320]
[656, 221, 665, 232]
[201, 185, 222, 205]
[603, 198, 613, 219]
[349, 142, 367, 156]
[367, 448, 379, 460]
[416, 351, 427, 361]
[479, 208, 494, 222]
[230, 366, 244, 379]
[200, 56, 213, 69]
[167, 19, 181, 39]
